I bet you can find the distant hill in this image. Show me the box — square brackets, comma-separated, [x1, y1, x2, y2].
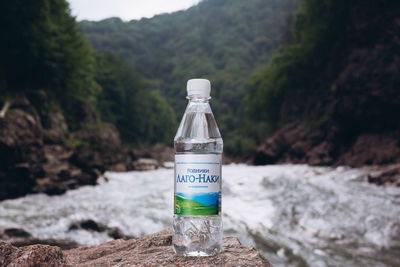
[81, 0, 299, 151]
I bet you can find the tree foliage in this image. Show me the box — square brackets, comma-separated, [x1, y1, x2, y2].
[81, 0, 300, 151]
[0, 0, 176, 145]
[95, 52, 176, 144]
[0, 0, 98, 127]
[247, 0, 351, 129]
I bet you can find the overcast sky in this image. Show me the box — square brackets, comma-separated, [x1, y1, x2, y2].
[67, 0, 202, 21]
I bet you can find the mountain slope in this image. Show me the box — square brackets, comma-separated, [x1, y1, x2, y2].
[81, 0, 299, 150]
[251, 0, 400, 180]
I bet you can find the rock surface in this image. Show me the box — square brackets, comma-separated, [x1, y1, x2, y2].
[0, 228, 79, 251]
[0, 243, 66, 266]
[367, 163, 400, 186]
[132, 158, 159, 171]
[133, 143, 173, 168]
[254, 123, 400, 186]
[0, 93, 136, 200]
[0, 100, 45, 200]
[0, 230, 272, 267]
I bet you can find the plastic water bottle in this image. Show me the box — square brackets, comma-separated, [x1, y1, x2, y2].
[173, 79, 223, 256]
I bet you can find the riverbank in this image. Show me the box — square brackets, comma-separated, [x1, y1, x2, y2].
[253, 122, 400, 186]
[1, 91, 398, 204]
[0, 92, 172, 201]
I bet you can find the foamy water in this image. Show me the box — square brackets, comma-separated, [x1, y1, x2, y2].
[1, 164, 399, 266]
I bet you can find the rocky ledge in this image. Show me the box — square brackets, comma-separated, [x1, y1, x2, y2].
[0, 92, 172, 201]
[0, 93, 135, 200]
[0, 230, 271, 267]
[253, 122, 400, 186]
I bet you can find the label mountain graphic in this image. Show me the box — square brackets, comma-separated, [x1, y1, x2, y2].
[174, 195, 218, 215]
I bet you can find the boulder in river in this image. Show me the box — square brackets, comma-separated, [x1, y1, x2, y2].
[367, 163, 400, 187]
[68, 219, 131, 240]
[132, 158, 159, 171]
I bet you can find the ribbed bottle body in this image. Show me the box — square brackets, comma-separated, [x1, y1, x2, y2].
[173, 97, 223, 256]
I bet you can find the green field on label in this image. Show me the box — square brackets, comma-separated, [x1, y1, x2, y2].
[174, 195, 218, 215]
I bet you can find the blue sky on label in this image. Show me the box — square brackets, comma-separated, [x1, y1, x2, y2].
[176, 192, 219, 207]
[67, 0, 202, 21]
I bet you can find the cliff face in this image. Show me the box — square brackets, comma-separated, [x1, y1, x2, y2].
[0, 230, 271, 267]
[0, 92, 136, 200]
[254, 0, 400, 184]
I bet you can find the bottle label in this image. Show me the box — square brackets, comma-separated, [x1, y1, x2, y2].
[174, 154, 221, 215]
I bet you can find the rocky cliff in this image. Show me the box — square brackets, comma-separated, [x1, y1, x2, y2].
[253, 0, 400, 185]
[0, 230, 271, 267]
[0, 91, 136, 200]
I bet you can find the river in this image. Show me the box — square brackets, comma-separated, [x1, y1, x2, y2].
[1, 164, 399, 266]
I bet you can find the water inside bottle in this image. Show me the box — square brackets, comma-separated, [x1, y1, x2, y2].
[173, 99, 223, 256]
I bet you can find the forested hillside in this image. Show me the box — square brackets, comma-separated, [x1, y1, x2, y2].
[248, 0, 351, 129]
[0, 0, 176, 199]
[250, 0, 400, 174]
[0, 0, 97, 129]
[81, 0, 299, 153]
[0, 0, 175, 144]
[95, 52, 175, 144]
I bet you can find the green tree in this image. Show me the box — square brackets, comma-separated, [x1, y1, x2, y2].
[247, 0, 351, 129]
[81, 0, 300, 152]
[0, 0, 98, 128]
[95, 52, 176, 144]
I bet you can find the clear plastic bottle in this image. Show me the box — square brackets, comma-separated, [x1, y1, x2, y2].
[173, 79, 223, 256]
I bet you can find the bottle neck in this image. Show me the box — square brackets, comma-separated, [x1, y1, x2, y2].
[187, 95, 210, 103]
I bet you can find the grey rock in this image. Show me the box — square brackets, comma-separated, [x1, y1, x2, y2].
[133, 158, 159, 171]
